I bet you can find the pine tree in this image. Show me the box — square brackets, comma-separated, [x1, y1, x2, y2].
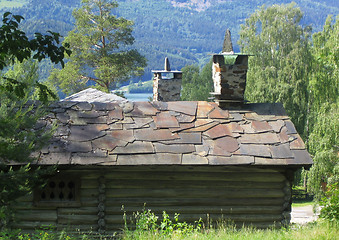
[49, 0, 147, 95]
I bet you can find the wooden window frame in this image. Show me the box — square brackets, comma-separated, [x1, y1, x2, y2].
[34, 175, 81, 207]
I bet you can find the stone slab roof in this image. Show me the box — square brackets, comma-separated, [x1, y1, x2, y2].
[26, 101, 313, 167]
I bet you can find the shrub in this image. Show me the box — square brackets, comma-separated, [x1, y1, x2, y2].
[319, 183, 339, 222]
[123, 207, 203, 237]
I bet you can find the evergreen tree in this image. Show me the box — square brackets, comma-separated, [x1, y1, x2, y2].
[49, 0, 147, 95]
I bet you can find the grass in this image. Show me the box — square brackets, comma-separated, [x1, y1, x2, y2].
[0, 0, 28, 9]
[292, 199, 314, 207]
[1, 221, 337, 240]
[121, 221, 338, 240]
[0, 220, 337, 240]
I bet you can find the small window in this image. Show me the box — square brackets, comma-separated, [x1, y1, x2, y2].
[34, 175, 80, 207]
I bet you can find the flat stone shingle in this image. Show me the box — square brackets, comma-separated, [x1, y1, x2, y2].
[134, 129, 180, 141]
[289, 134, 306, 150]
[228, 122, 244, 133]
[71, 155, 110, 165]
[176, 113, 196, 123]
[197, 101, 214, 118]
[291, 150, 313, 165]
[254, 157, 289, 165]
[108, 108, 123, 120]
[208, 155, 254, 165]
[133, 118, 154, 128]
[229, 112, 243, 121]
[204, 124, 233, 139]
[269, 120, 285, 133]
[69, 125, 106, 142]
[76, 148, 107, 157]
[78, 110, 101, 119]
[110, 130, 135, 143]
[234, 144, 271, 157]
[182, 154, 208, 164]
[154, 143, 195, 154]
[269, 143, 294, 159]
[213, 136, 239, 153]
[92, 135, 128, 151]
[134, 102, 160, 116]
[239, 132, 280, 144]
[153, 111, 179, 128]
[161, 132, 202, 144]
[117, 153, 181, 165]
[208, 107, 229, 119]
[66, 141, 92, 153]
[185, 121, 218, 132]
[170, 122, 195, 132]
[210, 145, 232, 157]
[251, 121, 272, 133]
[167, 101, 197, 116]
[285, 120, 298, 134]
[113, 141, 154, 154]
[39, 152, 71, 165]
[195, 119, 214, 127]
[48, 140, 67, 153]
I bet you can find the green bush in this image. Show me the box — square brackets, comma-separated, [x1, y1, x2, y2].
[123, 207, 203, 238]
[319, 183, 339, 222]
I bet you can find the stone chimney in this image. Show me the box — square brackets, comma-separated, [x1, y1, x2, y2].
[210, 29, 250, 107]
[152, 58, 182, 101]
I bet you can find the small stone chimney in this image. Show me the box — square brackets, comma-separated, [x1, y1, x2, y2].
[152, 58, 182, 101]
[210, 29, 250, 107]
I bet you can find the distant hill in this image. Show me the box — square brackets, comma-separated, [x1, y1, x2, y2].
[1, 0, 338, 82]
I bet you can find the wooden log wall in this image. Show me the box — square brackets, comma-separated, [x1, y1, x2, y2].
[11, 166, 292, 232]
[103, 166, 288, 231]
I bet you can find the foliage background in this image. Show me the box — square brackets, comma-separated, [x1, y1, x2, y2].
[1, 0, 338, 84]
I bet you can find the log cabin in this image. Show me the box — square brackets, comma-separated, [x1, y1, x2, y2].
[7, 53, 312, 233]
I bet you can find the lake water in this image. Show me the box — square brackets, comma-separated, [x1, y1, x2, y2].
[124, 93, 153, 102]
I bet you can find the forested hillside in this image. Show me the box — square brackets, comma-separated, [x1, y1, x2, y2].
[1, 0, 338, 82]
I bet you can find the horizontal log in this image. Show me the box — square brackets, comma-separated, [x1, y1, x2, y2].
[10, 221, 57, 230]
[105, 213, 283, 224]
[106, 180, 284, 189]
[103, 172, 285, 182]
[66, 165, 281, 175]
[58, 207, 98, 215]
[106, 197, 285, 207]
[57, 224, 98, 232]
[107, 165, 279, 173]
[15, 209, 57, 221]
[81, 179, 99, 189]
[105, 188, 284, 198]
[177, 213, 283, 224]
[80, 189, 98, 198]
[106, 205, 283, 215]
[58, 214, 98, 225]
[80, 197, 99, 207]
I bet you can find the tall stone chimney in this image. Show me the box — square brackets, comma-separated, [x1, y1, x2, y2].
[152, 58, 182, 101]
[210, 29, 251, 107]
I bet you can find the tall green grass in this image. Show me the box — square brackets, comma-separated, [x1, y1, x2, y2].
[0, 220, 337, 239]
[122, 221, 338, 240]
